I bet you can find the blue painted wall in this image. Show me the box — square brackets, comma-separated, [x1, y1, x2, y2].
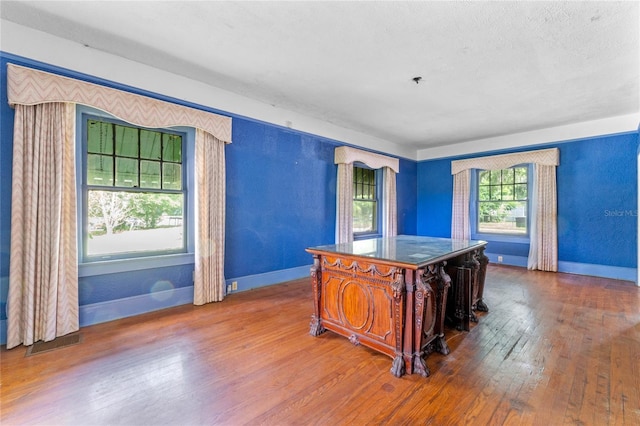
[417, 159, 452, 238]
[397, 158, 418, 236]
[0, 53, 417, 333]
[0, 57, 12, 325]
[417, 133, 639, 271]
[225, 119, 337, 279]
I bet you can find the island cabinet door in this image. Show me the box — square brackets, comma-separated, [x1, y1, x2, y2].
[319, 255, 405, 359]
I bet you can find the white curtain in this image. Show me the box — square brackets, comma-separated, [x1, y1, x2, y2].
[451, 148, 559, 272]
[451, 169, 471, 240]
[194, 129, 227, 304]
[335, 163, 354, 244]
[382, 167, 397, 237]
[334, 146, 399, 243]
[8, 64, 232, 308]
[527, 164, 558, 271]
[7, 103, 79, 349]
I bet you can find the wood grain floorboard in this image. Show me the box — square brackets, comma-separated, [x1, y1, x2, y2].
[1, 265, 639, 425]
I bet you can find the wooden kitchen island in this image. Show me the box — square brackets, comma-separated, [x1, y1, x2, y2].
[306, 235, 488, 378]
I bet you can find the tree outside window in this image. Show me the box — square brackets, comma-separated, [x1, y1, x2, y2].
[353, 166, 378, 235]
[84, 118, 186, 260]
[477, 166, 528, 235]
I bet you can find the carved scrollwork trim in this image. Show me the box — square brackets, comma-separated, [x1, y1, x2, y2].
[322, 257, 397, 278]
[464, 251, 480, 270]
[391, 271, 405, 299]
[437, 261, 452, 291]
[476, 247, 489, 267]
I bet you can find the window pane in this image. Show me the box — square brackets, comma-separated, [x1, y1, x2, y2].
[116, 157, 138, 187]
[115, 125, 138, 158]
[515, 167, 528, 183]
[353, 200, 376, 233]
[163, 163, 182, 190]
[479, 170, 490, 185]
[502, 169, 514, 184]
[86, 190, 184, 257]
[140, 160, 161, 189]
[87, 120, 113, 154]
[515, 183, 527, 200]
[501, 185, 514, 200]
[490, 170, 501, 184]
[140, 130, 161, 160]
[478, 201, 527, 235]
[478, 185, 491, 201]
[477, 166, 529, 236]
[163, 134, 182, 162]
[353, 167, 376, 201]
[87, 154, 113, 186]
[490, 186, 501, 200]
[84, 117, 187, 262]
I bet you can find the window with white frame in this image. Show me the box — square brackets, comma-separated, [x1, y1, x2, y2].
[353, 165, 380, 237]
[476, 166, 529, 235]
[81, 114, 188, 261]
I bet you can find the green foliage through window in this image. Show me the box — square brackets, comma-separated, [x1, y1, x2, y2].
[477, 167, 528, 235]
[84, 117, 186, 260]
[353, 166, 378, 234]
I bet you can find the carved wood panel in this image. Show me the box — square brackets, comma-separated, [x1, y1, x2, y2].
[318, 255, 403, 360]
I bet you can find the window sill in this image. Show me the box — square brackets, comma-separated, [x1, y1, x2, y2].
[354, 233, 382, 241]
[79, 252, 195, 277]
[472, 233, 530, 244]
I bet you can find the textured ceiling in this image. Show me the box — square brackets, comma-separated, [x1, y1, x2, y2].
[2, 1, 639, 151]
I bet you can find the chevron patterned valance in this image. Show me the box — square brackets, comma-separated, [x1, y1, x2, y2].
[451, 148, 559, 174]
[334, 146, 400, 173]
[7, 63, 232, 143]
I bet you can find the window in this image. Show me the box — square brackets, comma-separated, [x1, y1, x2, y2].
[353, 165, 379, 236]
[82, 115, 187, 261]
[477, 166, 529, 235]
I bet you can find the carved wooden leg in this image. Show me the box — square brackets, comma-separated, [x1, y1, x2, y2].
[309, 255, 325, 337]
[434, 335, 450, 356]
[411, 353, 430, 377]
[309, 315, 325, 336]
[472, 248, 488, 313]
[475, 247, 490, 312]
[390, 355, 406, 377]
[434, 262, 451, 353]
[448, 266, 467, 331]
[462, 253, 481, 331]
[348, 334, 360, 346]
[476, 300, 489, 312]
[413, 266, 442, 377]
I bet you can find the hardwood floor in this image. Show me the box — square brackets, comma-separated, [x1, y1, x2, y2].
[1, 265, 639, 425]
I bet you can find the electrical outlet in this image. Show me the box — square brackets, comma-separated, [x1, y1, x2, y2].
[232, 281, 238, 291]
[227, 284, 232, 292]
[498, 256, 503, 263]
